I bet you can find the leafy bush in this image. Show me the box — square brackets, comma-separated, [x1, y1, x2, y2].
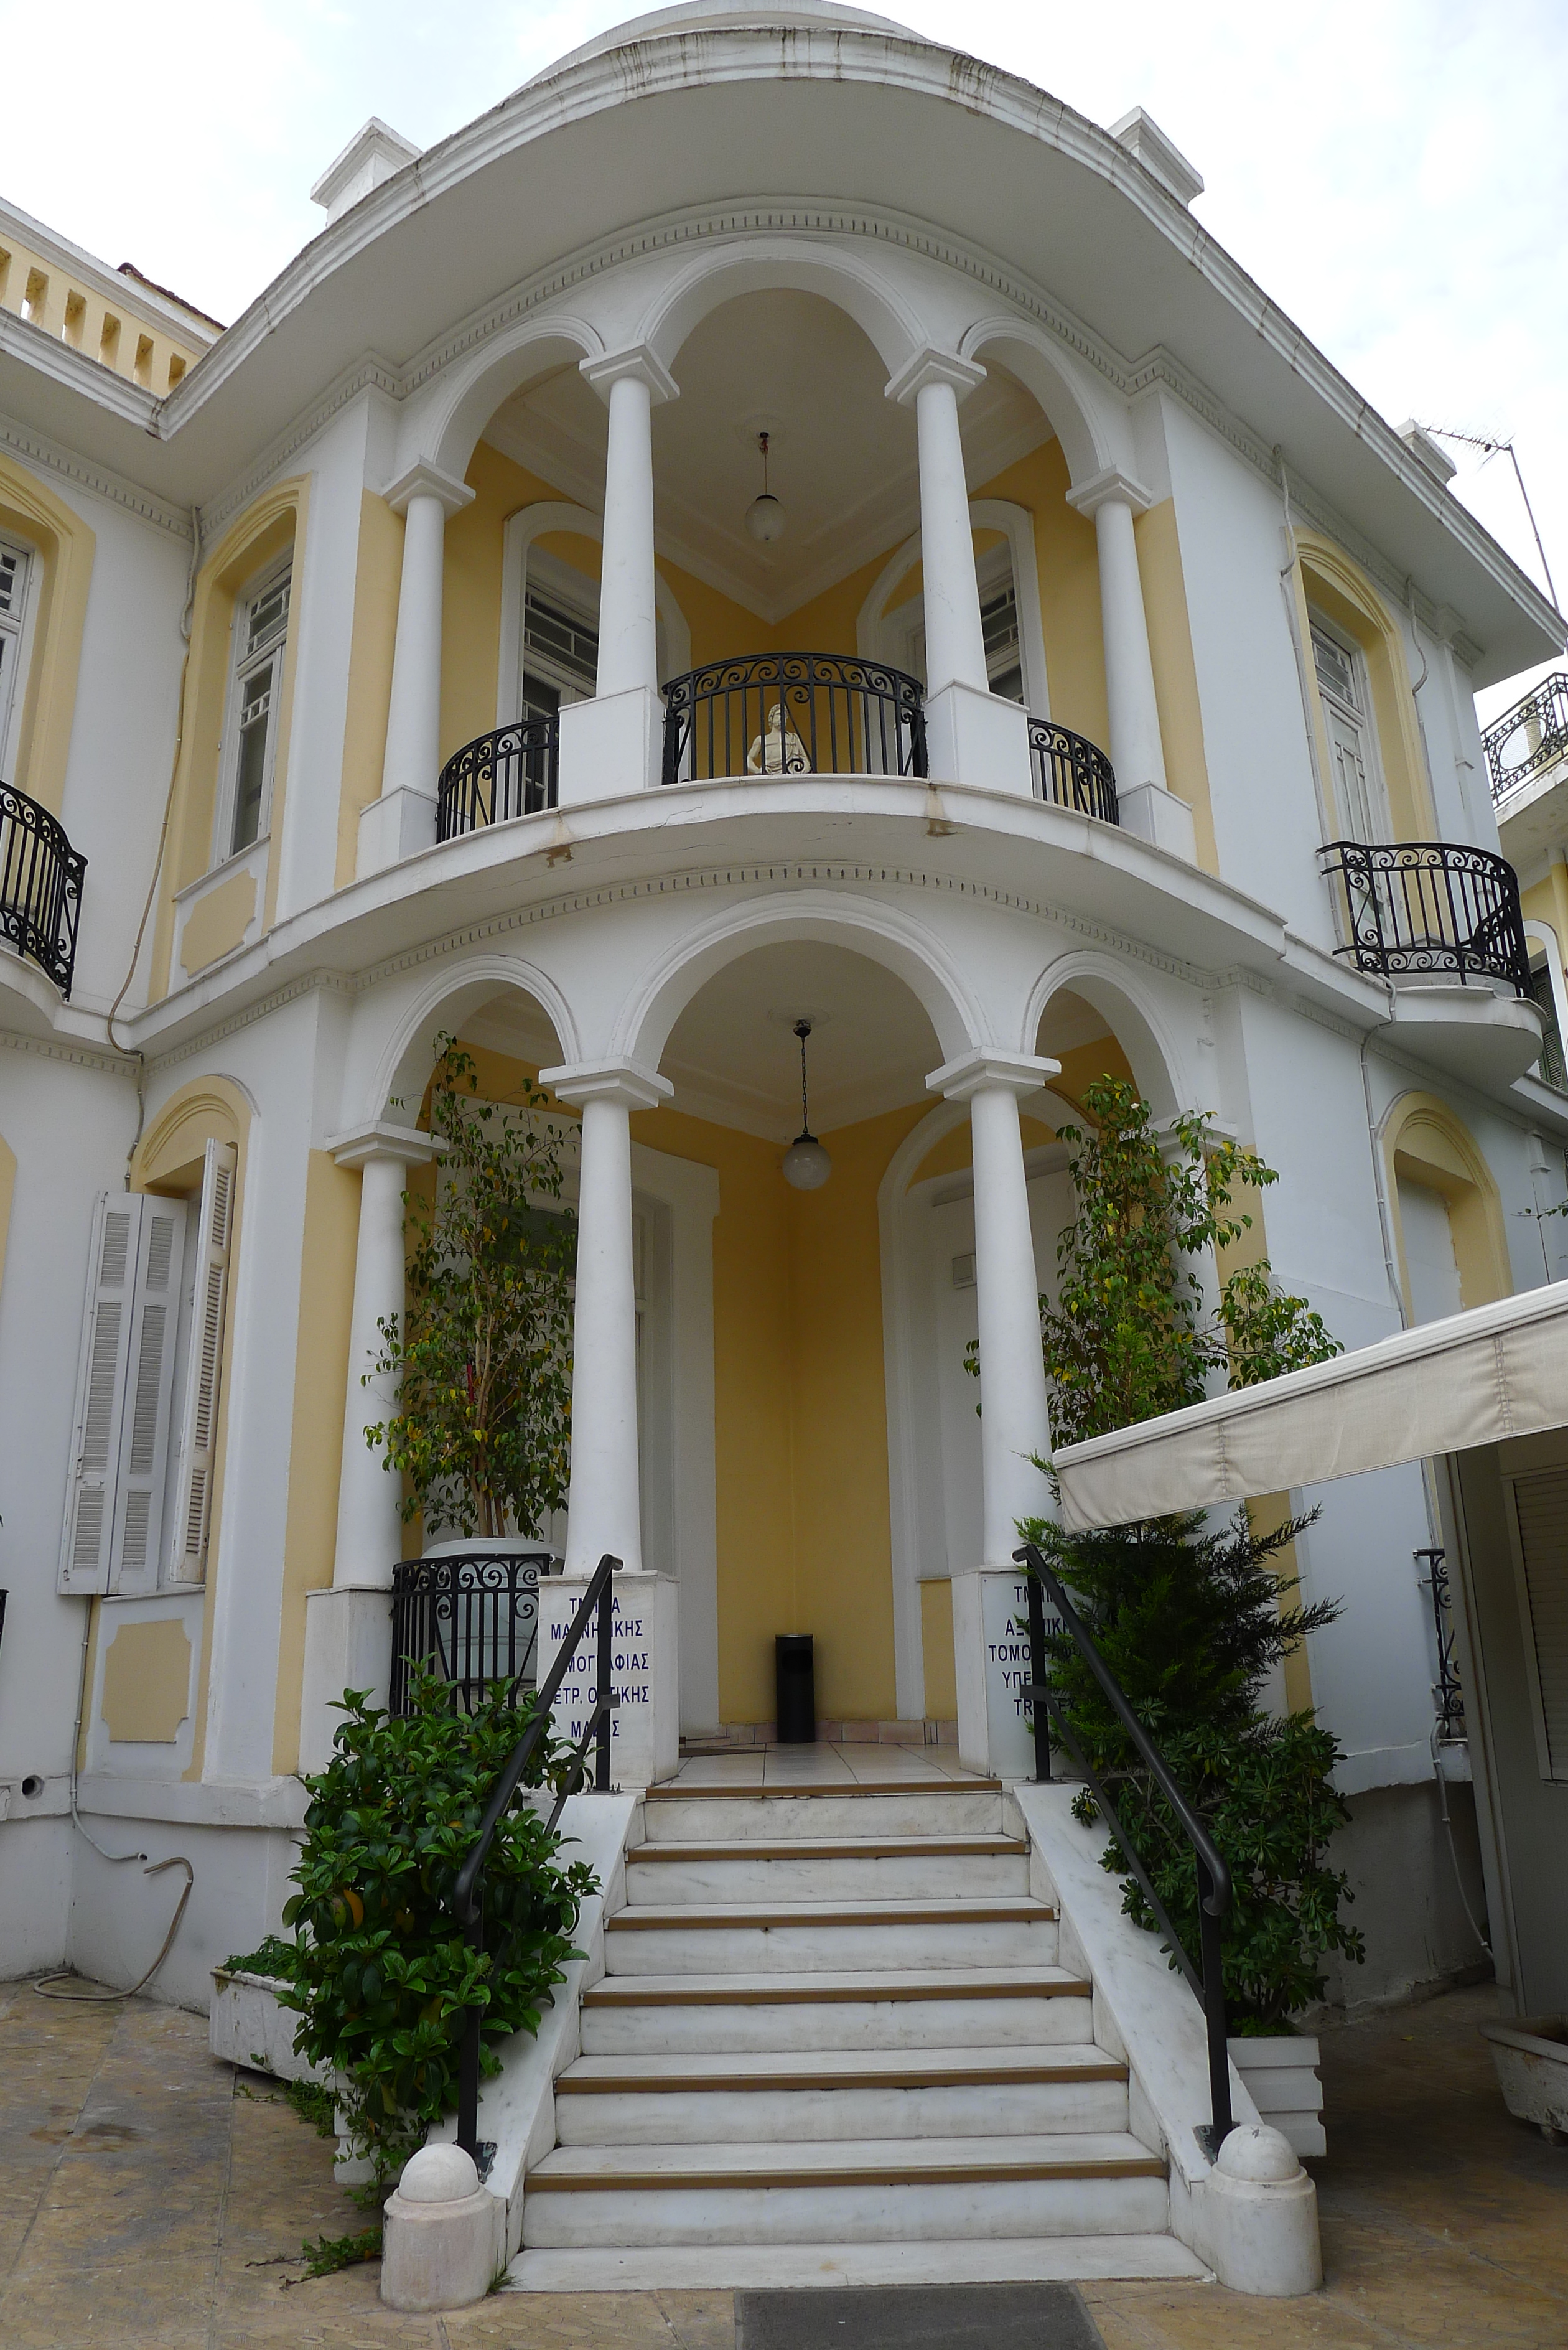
[276, 1673, 597, 2182]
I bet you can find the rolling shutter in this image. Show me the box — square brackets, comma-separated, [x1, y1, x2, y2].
[166, 1140, 236, 1581]
[109, 1194, 187, 1596]
[1509, 1466, 1568, 1781]
[59, 1194, 139, 1594]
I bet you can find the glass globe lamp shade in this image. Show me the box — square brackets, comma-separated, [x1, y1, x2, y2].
[781, 1133, 832, 1191]
[745, 492, 786, 544]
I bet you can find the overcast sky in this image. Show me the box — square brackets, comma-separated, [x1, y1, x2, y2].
[2, 0, 1562, 716]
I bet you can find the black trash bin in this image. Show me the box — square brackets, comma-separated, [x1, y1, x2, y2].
[775, 1634, 816, 1744]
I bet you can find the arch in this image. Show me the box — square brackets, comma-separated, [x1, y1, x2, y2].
[615, 889, 983, 1073]
[133, 1074, 253, 1196]
[1289, 528, 1432, 840]
[418, 317, 606, 487]
[0, 450, 96, 816]
[1025, 950, 1187, 1121]
[360, 953, 580, 1131]
[640, 239, 925, 383]
[497, 499, 691, 723]
[960, 321, 1118, 494]
[1379, 1090, 1512, 1312]
[857, 497, 1050, 712]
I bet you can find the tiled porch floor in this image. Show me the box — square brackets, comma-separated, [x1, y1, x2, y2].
[2, 1973, 1564, 2345]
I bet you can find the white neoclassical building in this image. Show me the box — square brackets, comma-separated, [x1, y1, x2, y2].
[1, 0, 1564, 2099]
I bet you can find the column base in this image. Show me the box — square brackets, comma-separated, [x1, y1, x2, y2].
[1116, 779, 1197, 861]
[357, 785, 438, 878]
[923, 681, 1034, 797]
[299, 1585, 394, 1775]
[536, 1570, 679, 1787]
[951, 1565, 1038, 1779]
[558, 685, 661, 803]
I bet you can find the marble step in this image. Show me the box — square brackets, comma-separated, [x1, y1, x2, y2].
[506, 2233, 1210, 2291]
[640, 1786, 1007, 1843]
[581, 1967, 1094, 2055]
[553, 2043, 1129, 2144]
[624, 1835, 1031, 1904]
[520, 2132, 1169, 2249]
[602, 1898, 1058, 1975]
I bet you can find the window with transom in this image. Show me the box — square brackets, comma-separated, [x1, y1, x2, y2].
[220, 559, 291, 858]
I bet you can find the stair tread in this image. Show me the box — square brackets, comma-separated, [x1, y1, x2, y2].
[610, 1898, 1055, 1929]
[505, 2235, 1210, 2290]
[528, 2132, 1165, 2188]
[584, 1967, 1092, 2006]
[645, 1779, 1003, 1799]
[628, 1836, 1026, 1861]
[559, 2044, 1126, 2092]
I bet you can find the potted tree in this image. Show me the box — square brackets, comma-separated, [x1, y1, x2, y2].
[367, 1039, 576, 1705]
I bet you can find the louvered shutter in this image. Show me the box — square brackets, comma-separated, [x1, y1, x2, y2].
[1509, 1467, 1568, 1781]
[166, 1140, 236, 1582]
[59, 1194, 139, 1594]
[108, 1194, 187, 1596]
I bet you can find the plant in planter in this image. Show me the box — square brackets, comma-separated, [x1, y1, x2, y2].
[1015, 1075, 1361, 2029]
[368, 1038, 575, 1543]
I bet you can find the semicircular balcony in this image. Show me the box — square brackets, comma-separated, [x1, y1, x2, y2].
[1, 779, 85, 998]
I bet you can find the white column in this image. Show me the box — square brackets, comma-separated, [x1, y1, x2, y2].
[1066, 467, 1196, 858]
[927, 1048, 1060, 1776]
[887, 348, 1032, 794]
[357, 462, 475, 878]
[559, 348, 678, 803]
[541, 1059, 674, 1571]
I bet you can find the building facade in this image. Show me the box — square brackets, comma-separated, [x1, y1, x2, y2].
[1, 0, 1563, 2011]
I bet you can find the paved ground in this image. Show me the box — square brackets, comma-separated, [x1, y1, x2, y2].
[1, 1975, 1563, 2348]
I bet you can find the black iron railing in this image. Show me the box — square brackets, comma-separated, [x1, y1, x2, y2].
[1015, 1540, 1234, 2155]
[452, 1550, 621, 2160]
[1, 781, 85, 996]
[1416, 1548, 1466, 1743]
[1483, 672, 1568, 806]
[661, 652, 926, 785]
[1029, 719, 1118, 824]
[390, 1550, 555, 1716]
[1318, 839, 1531, 996]
[437, 716, 559, 840]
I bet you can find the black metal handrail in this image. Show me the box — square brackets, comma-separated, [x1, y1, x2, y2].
[451, 1551, 620, 2158]
[1483, 671, 1568, 805]
[1014, 1540, 1234, 2155]
[437, 716, 559, 840]
[661, 652, 926, 785]
[1318, 838, 1532, 996]
[390, 1550, 555, 1716]
[1028, 719, 1118, 824]
[1416, 1548, 1467, 1744]
[1, 780, 85, 996]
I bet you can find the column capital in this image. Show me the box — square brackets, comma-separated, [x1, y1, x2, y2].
[926, 1049, 1062, 1103]
[381, 461, 476, 519]
[541, 1058, 674, 1113]
[1065, 466, 1154, 518]
[580, 344, 681, 406]
[327, 1119, 446, 1171]
[884, 347, 987, 409]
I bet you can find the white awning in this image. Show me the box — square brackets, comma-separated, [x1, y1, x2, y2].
[1052, 1280, 1568, 1531]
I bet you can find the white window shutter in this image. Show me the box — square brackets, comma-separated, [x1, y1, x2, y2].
[58, 1194, 140, 1595]
[108, 1194, 188, 1596]
[167, 1140, 237, 1582]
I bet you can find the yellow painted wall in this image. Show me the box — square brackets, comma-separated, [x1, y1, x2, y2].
[1134, 498, 1218, 874]
[969, 439, 1109, 748]
[0, 451, 96, 818]
[920, 1580, 958, 1720]
[335, 490, 405, 887]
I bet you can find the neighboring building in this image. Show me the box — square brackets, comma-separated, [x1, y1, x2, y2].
[1, 0, 1563, 2029]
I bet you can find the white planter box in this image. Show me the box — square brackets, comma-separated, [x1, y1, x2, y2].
[1482, 2016, 1568, 2143]
[1230, 2033, 1325, 2158]
[209, 1968, 327, 2086]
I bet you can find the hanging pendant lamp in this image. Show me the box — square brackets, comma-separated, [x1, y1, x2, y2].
[745, 429, 786, 544]
[782, 1018, 831, 1190]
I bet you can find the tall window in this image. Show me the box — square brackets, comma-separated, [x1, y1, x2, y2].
[520, 583, 597, 727]
[223, 562, 291, 857]
[1311, 618, 1384, 841]
[0, 534, 34, 780]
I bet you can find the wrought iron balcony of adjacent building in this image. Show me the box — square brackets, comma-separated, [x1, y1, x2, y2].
[435, 652, 1119, 841]
[0, 779, 85, 998]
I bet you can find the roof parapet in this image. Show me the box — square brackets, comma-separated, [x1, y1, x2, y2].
[310, 118, 423, 226]
[1109, 107, 1204, 207]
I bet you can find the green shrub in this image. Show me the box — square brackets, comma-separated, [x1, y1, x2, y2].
[276, 1672, 597, 2181]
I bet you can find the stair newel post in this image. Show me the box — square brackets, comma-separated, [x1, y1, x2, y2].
[595, 1569, 615, 1793]
[1024, 1568, 1053, 1784]
[456, 1894, 484, 2160]
[1197, 1851, 1233, 2148]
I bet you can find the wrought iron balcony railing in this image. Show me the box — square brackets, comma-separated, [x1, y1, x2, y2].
[1483, 671, 1568, 806]
[390, 1549, 556, 1715]
[661, 652, 927, 785]
[1029, 718, 1118, 823]
[437, 715, 559, 840]
[1318, 838, 1531, 996]
[0, 780, 85, 997]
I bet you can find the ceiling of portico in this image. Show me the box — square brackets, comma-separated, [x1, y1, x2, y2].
[480, 288, 1053, 624]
